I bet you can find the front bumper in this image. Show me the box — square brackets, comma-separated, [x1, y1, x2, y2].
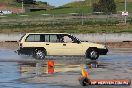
[98, 48, 108, 55]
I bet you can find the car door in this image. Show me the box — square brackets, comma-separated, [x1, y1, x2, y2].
[60, 34, 83, 56]
[44, 34, 65, 55]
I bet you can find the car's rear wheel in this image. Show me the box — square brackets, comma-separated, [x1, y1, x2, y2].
[86, 48, 99, 60]
[33, 49, 46, 60]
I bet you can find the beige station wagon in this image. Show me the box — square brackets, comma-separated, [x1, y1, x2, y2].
[17, 33, 108, 60]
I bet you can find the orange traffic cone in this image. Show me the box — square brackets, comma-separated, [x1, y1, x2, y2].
[81, 67, 88, 78]
[79, 66, 90, 86]
[48, 60, 54, 74]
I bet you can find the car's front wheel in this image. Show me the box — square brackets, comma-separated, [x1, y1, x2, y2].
[33, 49, 46, 60]
[86, 48, 99, 60]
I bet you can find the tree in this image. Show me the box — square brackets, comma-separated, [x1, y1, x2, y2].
[92, 0, 116, 14]
[16, 0, 36, 4]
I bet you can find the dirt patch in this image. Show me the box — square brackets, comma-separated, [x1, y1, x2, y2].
[105, 42, 132, 48]
[0, 42, 18, 49]
[0, 42, 132, 49]
[0, 41, 132, 50]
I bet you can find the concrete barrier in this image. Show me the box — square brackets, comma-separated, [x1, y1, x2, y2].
[0, 33, 132, 42]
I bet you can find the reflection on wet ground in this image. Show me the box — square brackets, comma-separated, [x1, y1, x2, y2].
[0, 49, 132, 88]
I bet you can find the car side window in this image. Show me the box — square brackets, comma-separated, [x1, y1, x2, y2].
[59, 35, 74, 43]
[63, 36, 73, 43]
[25, 34, 75, 43]
[26, 34, 40, 42]
[50, 35, 59, 42]
[44, 34, 59, 42]
[45, 35, 50, 42]
[59, 34, 80, 43]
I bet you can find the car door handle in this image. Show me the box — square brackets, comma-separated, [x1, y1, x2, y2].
[46, 44, 49, 45]
[63, 44, 66, 46]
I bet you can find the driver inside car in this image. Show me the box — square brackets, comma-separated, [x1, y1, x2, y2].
[63, 36, 73, 43]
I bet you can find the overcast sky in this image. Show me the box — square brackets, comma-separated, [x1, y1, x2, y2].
[36, 0, 83, 7]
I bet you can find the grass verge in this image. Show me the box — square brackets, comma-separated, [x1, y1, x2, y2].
[0, 23, 132, 33]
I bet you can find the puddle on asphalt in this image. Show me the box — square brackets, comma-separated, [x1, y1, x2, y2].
[0, 49, 132, 88]
[0, 61, 131, 88]
[19, 62, 47, 77]
[0, 59, 110, 88]
[17, 59, 115, 77]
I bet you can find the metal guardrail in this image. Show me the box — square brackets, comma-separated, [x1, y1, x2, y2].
[0, 13, 131, 25]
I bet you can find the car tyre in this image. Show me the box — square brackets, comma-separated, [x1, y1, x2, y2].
[86, 48, 99, 60]
[33, 49, 45, 60]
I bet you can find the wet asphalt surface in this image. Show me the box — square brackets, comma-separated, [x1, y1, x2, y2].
[0, 48, 132, 88]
